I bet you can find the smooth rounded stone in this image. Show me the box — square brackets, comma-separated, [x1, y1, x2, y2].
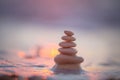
[64, 30, 74, 36]
[54, 54, 84, 64]
[59, 42, 76, 48]
[53, 64, 81, 74]
[61, 36, 76, 42]
[58, 48, 77, 55]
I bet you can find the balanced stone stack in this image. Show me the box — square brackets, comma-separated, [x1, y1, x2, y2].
[53, 30, 84, 74]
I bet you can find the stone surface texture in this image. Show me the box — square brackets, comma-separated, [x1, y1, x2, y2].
[53, 30, 84, 74]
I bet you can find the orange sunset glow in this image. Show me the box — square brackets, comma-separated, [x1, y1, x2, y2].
[18, 51, 26, 58]
[40, 44, 59, 58]
[17, 44, 59, 59]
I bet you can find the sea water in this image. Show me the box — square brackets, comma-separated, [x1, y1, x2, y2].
[0, 57, 120, 80]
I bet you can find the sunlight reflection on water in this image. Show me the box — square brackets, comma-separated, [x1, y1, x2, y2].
[0, 58, 120, 80]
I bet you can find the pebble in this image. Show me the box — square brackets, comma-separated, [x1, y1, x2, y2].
[58, 48, 77, 55]
[61, 36, 76, 41]
[53, 30, 84, 74]
[59, 42, 76, 48]
[64, 30, 74, 36]
[54, 54, 84, 64]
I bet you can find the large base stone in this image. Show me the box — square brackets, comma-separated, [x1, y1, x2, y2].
[52, 64, 82, 74]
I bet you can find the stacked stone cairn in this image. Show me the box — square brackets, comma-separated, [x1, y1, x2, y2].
[53, 30, 84, 74]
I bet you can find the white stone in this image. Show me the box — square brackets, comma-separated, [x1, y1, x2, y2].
[58, 48, 77, 55]
[64, 30, 74, 36]
[61, 36, 76, 41]
[59, 42, 76, 48]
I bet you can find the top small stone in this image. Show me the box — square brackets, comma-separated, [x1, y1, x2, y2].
[64, 30, 74, 36]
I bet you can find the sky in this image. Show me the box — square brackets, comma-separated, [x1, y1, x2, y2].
[0, 0, 120, 70]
